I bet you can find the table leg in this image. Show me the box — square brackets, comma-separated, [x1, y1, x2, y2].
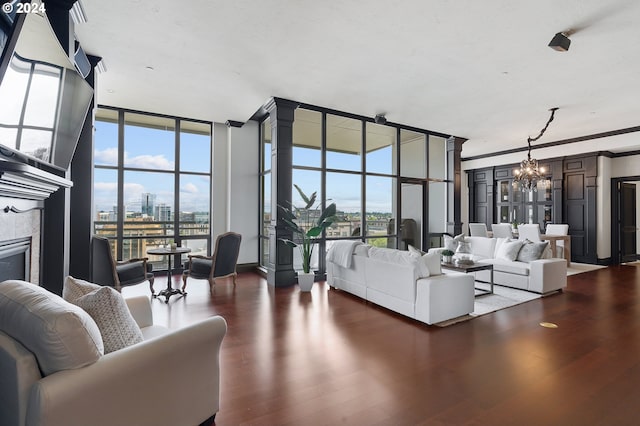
[156, 253, 184, 303]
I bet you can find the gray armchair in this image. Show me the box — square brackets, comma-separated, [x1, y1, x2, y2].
[90, 236, 155, 294]
[182, 232, 242, 293]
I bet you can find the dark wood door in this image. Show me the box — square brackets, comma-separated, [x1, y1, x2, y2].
[620, 182, 637, 263]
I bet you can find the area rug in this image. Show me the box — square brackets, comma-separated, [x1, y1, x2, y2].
[435, 283, 541, 327]
[435, 263, 607, 327]
[566, 262, 606, 276]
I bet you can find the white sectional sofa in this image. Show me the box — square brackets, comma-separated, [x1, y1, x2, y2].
[326, 242, 475, 325]
[437, 235, 567, 295]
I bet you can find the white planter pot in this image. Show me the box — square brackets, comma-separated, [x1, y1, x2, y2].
[297, 272, 315, 292]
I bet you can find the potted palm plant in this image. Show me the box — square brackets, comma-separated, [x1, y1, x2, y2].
[279, 185, 337, 291]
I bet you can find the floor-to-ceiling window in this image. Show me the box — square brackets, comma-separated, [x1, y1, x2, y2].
[259, 103, 450, 274]
[93, 107, 212, 271]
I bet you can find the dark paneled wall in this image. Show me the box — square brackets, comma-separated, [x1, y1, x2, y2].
[467, 153, 598, 264]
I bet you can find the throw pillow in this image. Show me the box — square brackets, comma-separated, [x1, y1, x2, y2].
[63, 275, 102, 302]
[73, 287, 144, 354]
[421, 250, 442, 276]
[495, 240, 524, 261]
[517, 239, 549, 262]
[0, 280, 104, 376]
[408, 245, 425, 256]
[409, 249, 430, 278]
[443, 233, 465, 252]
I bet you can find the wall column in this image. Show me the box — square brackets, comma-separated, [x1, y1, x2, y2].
[265, 98, 299, 287]
[447, 136, 466, 236]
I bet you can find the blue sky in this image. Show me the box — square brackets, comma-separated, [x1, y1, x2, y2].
[93, 120, 210, 214]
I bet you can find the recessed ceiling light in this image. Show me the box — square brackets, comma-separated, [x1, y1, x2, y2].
[539, 322, 558, 328]
[107, 89, 115, 93]
[145, 66, 154, 71]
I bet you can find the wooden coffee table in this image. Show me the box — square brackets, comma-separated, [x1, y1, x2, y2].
[441, 261, 494, 296]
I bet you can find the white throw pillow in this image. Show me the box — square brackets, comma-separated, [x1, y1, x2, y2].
[495, 240, 524, 261]
[421, 251, 442, 276]
[409, 249, 430, 278]
[443, 234, 465, 252]
[73, 287, 144, 354]
[408, 245, 425, 256]
[63, 275, 102, 302]
[0, 280, 104, 376]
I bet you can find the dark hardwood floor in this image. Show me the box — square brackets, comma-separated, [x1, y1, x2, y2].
[123, 265, 640, 426]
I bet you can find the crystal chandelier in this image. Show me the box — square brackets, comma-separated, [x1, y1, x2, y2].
[513, 108, 558, 192]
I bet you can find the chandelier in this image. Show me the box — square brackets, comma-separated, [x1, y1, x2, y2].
[513, 108, 558, 192]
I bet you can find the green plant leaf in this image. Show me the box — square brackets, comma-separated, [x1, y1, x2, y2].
[279, 238, 298, 247]
[317, 203, 336, 226]
[306, 226, 323, 237]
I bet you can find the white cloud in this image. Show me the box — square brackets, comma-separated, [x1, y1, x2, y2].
[181, 183, 199, 194]
[122, 183, 146, 199]
[94, 181, 117, 192]
[94, 149, 175, 169]
[124, 154, 174, 169]
[95, 148, 118, 165]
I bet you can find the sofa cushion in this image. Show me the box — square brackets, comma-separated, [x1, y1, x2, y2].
[491, 259, 531, 276]
[0, 280, 104, 376]
[353, 244, 371, 257]
[517, 240, 549, 262]
[495, 240, 524, 261]
[369, 247, 415, 266]
[74, 287, 144, 354]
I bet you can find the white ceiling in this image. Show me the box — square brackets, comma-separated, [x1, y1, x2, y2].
[74, 0, 640, 158]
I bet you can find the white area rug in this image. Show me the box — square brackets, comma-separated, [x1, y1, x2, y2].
[567, 262, 606, 275]
[472, 282, 540, 316]
[435, 283, 541, 327]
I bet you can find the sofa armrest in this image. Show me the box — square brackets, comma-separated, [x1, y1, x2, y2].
[528, 259, 567, 294]
[125, 295, 153, 328]
[26, 316, 227, 426]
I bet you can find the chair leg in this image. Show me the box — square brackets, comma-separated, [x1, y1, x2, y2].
[149, 277, 155, 297]
[208, 278, 216, 293]
[232, 272, 237, 286]
[181, 275, 188, 292]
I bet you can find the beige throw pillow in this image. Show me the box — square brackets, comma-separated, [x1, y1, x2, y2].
[73, 286, 144, 354]
[63, 275, 102, 302]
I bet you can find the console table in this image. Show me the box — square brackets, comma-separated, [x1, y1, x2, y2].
[540, 234, 571, 266]
[441, 261, 494, 296]
[147, 246, 191, 303]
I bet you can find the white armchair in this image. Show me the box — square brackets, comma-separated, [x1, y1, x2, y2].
[0, 281, 226, 426]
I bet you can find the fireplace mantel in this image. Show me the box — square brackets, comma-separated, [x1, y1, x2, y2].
[0, 160, 72, 211]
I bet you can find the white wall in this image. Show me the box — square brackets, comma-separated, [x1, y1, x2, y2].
[229, 121, 259, 264]
[597, 156, 612, 259]
[211, 122, 260, 264]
